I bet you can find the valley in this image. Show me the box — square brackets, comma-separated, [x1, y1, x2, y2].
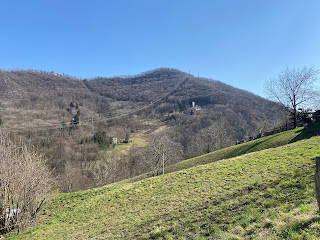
[2, 2, 319, 239]
[0, 68, 285, 191]
[1, 68, 319, 239]
[4, 125, 320, 239]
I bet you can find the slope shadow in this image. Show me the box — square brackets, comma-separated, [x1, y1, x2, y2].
[233, 134, 280, 157]
[289, 124, 320, 144]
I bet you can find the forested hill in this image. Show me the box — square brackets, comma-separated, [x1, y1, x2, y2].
[83, 68, 187, 102]
[1, 68, 274, 111]
[0, 68, 282, 141]
[85, 68, 273, 112]
[84, 68, 284, 151]
[0, 68, 276, 113]
[0, 69, 91, 100]
[0, 68, 285, 191]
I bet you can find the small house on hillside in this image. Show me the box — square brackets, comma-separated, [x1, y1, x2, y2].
[5, 208, 21, 219]
[191, 101, 201, 111]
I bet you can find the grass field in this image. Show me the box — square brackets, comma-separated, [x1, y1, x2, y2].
[125, 124, 320, 183]
[5, 132, 320, 239]
[105, 136, 147, 160]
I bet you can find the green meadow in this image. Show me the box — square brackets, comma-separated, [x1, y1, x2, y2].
[5, 125, 320, 239]
[126, 125, 320, 183]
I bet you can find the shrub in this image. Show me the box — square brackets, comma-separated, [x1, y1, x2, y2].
[93, 131, 110, 149]
[0, 132, 52, 235]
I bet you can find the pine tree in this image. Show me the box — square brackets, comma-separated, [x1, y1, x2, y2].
[73, 109, 80, 125]
[124, 133, 130, 143]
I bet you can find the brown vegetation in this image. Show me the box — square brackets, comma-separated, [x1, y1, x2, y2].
[0, 68, 285, 192]
[0, 132, 52, 235]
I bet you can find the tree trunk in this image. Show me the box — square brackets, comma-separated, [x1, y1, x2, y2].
[162, 152, 165, 175]
[293, 95, 297, 128]
[293, 107, 297, 128]
[314, 157, 320, 212]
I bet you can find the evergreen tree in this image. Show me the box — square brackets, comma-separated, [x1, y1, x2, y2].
[123, 133, 130, 143]
[93, 131, 110, 149]
[73, 109, 80, 125]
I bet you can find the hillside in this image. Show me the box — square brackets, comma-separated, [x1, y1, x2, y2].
[124, 124, 320, 183]
[5, 135, 320, 239]
[165, 124, 320, 174]
[0, 68, 282, 135]
[0, 70, 90, 100]
[0, 68, 286, 191]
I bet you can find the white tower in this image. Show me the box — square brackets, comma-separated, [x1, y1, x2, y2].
[192, 101, 195, 108]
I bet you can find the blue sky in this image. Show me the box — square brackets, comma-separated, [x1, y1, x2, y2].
[1, 0, 320, 97]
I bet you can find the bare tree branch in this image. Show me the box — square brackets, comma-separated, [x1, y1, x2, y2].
[0, 132, 53, 235]
[264, 66, 319, 128]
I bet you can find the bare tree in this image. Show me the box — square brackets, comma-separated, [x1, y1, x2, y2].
[91, 160, 117, 186]
[187, 121, 234, 158]
[0, 133, 52, 235]
[143, 133, 183, 176]
[265, 66, 319, 128]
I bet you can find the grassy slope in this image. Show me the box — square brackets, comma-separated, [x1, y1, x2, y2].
[126, 124, 320, 183]
[105, 136, 147, 160]
[6, 134, 320, 239]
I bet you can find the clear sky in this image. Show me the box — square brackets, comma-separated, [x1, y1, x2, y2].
[1, 0, 320, 97]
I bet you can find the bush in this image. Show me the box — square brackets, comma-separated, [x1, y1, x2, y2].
[93, 131, 110, 149]
[123, 133, 130, 143]
[0, 132, 52, 235]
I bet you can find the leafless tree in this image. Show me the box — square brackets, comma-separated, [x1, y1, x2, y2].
[0, 133, 52, 235]
[265, 66, 319, 128]
[91, 160, 117, 186]
[143, 133, 183, 176]
[187, 121, 233, 157]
